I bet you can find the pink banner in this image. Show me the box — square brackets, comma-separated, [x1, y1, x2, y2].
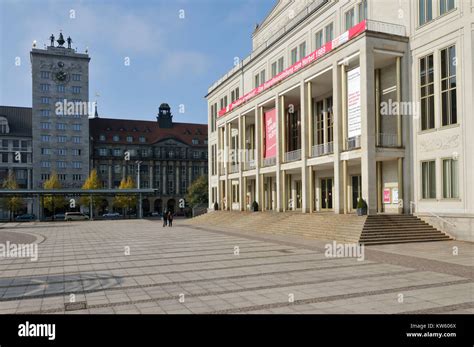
[218, 20, 367, 117]
[264, 108, 277, 158]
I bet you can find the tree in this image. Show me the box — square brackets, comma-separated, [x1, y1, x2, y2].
[80, 169, 102, 217]
[1, 172, 24, 221]
[113, 176, 136, 218]
[43, 171, 66, 218]
[186, 175, 208, 207]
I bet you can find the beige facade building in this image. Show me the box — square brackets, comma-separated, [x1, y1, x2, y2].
[206, 0, 473, 241]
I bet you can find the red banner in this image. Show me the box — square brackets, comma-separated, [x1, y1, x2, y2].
[264, 108, 277, 158]
[218, 20, 367, 117]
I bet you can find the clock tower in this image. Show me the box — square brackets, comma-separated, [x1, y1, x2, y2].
[30, 32, 91, 188]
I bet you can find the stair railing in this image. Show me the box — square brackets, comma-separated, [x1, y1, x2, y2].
[410, 200, 456, 235]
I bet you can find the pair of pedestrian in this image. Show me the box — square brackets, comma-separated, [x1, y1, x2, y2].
[162, 210, 174, 227]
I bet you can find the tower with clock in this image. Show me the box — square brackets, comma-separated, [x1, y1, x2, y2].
[30, 32, 91, 188]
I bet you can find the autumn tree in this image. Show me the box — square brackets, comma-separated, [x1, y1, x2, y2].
[186, 175, 208, 207]
[80, 169, 102, 217]
[113, 176, 136, 218]
[43, 171, 67, 218]
[1, 172, 24, 221]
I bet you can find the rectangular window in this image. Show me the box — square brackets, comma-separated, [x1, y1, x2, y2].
[419, 0, 433, 26]
[72, 136, 81, 143]
[41, 97, 50, 104]
[278, 57, 284, 73]
[254, 74, 260, 88]
[113, 149, 121, 156]
[299, 42, 306, 60]
[40, 109, 50, 117]
[421, 161, 436, 199]
[40, 71, 50, 79]
[440, 0, 455, 15]
[345, 8, 355, 30]
[58, 136, 67, 143]
[325, 23, 334, 43]
[260, 70, 265, 84]
[41, 135, 50, 142]
[41, 148, 51, 155]
[420, 54, 435, 130]
[41, 161, 51, 168]
[72, 161, 82, 169]
[358, 0, 367, 22]
[40, 84, 50, 92]
[57, 85, 65, 93]
[72, 86, 81, 94]
[72, 124, 81, 131]
[72, 149, 81, 156]
[41, 122, 51, 130]
[57, 161, 67, 169]
[442, 159, 459, 198]
[139, 136, 146, 143]
[290, 47, 298, 65]
[58, 148, 67, 156]
[271, 61, 277, 77]
[99, 148, 107, 156]
[440, 45, 457, 126]
[72, 74, 81, 81]
[315, 30, 323, 49]
[57, 123, 66, 130]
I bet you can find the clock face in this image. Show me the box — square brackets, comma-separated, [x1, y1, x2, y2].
[57, 61, 64, 68]
[55, 71, 68, 82]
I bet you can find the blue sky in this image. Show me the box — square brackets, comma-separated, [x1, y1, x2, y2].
[0, 0, 275, 124]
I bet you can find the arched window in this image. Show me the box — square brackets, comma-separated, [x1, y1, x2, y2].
[0, 116, 9, 134]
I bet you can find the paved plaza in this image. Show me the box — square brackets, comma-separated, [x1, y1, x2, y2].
[0, 219, 472, 314]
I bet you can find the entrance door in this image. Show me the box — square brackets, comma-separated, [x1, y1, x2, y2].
[321, 178, 333, 210]
[352, 175, 362, 209]
[295, 180, 302, 209]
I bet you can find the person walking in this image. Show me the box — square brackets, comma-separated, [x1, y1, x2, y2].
[162, 209, 168, 227]
[168, 211, 173, 227]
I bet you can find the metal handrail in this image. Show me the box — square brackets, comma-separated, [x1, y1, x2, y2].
[410, 201, 456, 227]
[284, 149, 302, 162]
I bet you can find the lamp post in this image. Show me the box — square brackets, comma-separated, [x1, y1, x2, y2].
[136, 161, 143, 219]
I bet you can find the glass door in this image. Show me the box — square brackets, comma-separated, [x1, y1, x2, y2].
[321, 178, 333, 210]
[351, 175, 362, 210]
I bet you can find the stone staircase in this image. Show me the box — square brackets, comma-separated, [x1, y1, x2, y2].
[185, 211, 452, 245]
[359, 214, 452, 245]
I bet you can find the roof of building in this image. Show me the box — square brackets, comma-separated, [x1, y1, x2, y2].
[0, 106, 32, 137]
[89, 117, 208, 147]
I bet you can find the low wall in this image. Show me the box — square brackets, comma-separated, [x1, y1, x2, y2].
[417, 214, 474, 242]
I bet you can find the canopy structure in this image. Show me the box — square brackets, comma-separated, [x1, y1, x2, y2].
[0, 189, 157, 220]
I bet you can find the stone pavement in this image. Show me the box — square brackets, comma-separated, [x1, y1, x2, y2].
[0, 219, 472, 314]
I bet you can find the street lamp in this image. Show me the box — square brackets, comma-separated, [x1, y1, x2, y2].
[136, 160, 143, 219]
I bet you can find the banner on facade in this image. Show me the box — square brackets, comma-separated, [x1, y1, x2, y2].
[347, 66, 361, 138]
[218, 20, 367, 117]
[264, 108, 277, 158]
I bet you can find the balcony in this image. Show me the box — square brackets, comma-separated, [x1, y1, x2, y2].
[378, 133, 399, 148]
[244, 160, 256, 171]
[366, 19, 406, 37]
[311, 142, 334, 157]
[284, 149, 302, 163]
[262, 157, 276, 167]
[346, 136, 361, 150]
[229, 163, 239, 174]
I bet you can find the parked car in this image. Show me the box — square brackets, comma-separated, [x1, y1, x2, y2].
[151, 211, 161, 217]
[102, 212, 121, 219]
[65, 212, 89, 221]
[53, 213, 65, 220]
[15, 214, 36, 222]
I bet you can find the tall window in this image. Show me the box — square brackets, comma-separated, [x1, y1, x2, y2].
[325, 23, 334, 43]
[254, 74, 260, 88]
[442, 159, 458, 198]
[358, 0, 367, 22]
[345, 8, 355, 30]
[440, 0, 455, 15]
[422, 161, 436, 199]
[278, 57, 284, 73]
[441, 45, 457, 126]
[260, 70, 265, 84]
[420, 54, 435, 130]
[291, 47, 298, 65]
[315, 101, 324, 145]
[315, 30, 323, 49]
[271, 61, 277, 77]
[326, 97, 334, 143]
[419, 0, 433, 26]
[299, 42, 306, 60]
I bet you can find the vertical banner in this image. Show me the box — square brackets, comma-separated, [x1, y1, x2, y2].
[264, 108, 277, 158]
[347, 67, 361, 138]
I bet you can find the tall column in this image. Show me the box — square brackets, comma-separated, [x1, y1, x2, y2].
[149, 162, 153, 189]
[398, 158, 404, 214]
[280, 95, 286, 161]
[282, 169, 286, 212]
[377, 161, 383, 213]
[333, 63, 344, 214]
[396, 56, 402, 147]
[162, 160, 167, 195]
[309, 167, 314, 213]
[307, 81, 313, 154]
[360, 44, 377, 214]
[341, 64, 347, 151]
[375, 69, 381, 146]
[300, 81, 308, 213]
[342, 160, 348, 214]
[176, 162, 180, 195]
[255, 106, 262, 206]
